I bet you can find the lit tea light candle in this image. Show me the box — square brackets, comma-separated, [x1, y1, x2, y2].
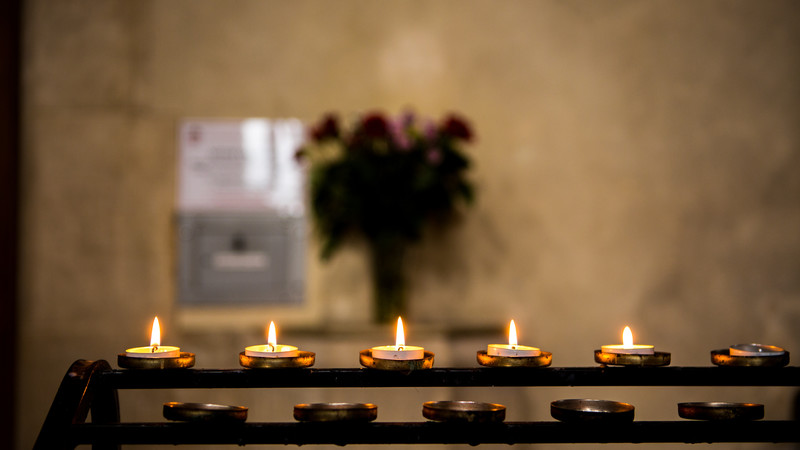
[601, 326, 655, 355]
[371, 317, 424, 360]
[245, 321, 299, 358]
[729, 343, 786, 357]
[125, 317, 181, 358]
[488, 320, 541, 357]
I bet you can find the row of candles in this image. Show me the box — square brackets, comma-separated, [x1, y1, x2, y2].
[125, 316, 785, 361]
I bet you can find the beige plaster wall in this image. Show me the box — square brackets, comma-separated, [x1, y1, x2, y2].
[18, 1, 800, 449]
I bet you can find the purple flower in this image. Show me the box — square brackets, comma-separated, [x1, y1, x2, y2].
[311, 113, 340, 142]
[389, 119, 411, 151]
[423, 119, 438, 142]
[426, 147, 443, 165]
[441, 114, 473, 141]
[399, 110, 416, 128]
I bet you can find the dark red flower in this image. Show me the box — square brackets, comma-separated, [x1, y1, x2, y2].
[441, 114, 473, 141]
[311, 113, 340, 141]
[360, 112, 390, 138]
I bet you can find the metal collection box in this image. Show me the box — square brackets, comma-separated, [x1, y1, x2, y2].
[177, 213, 305, 305]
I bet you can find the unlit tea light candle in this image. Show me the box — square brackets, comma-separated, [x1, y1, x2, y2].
[125, 317, 181, 358]
[729, 343, 785, 357]
[245, 321, 299, 358]
[487, 320, 541, 357]
[371, 317, 424, 360]
[601, 326, 655, 355]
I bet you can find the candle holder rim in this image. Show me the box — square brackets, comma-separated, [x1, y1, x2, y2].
[293, 402, 378, 422]
[359, 349, 434, 371]
[239, 350, 315, 369]
[476, 350, 553, 368]
[163, 401, 247, 422]
[677, 402, 764, 421]
[422, 400, 506, 422]
[594, 349, 671, 367]
[423, 400, 506, 412]
[294, 402, 377, 411]
[117, 352, 195, 370]
[550, 398, 635, 423]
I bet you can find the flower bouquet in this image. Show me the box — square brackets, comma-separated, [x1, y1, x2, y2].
[297, 110, 475, 323]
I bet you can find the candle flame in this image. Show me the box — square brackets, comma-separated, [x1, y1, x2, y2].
[622, 326, 634, 347]
[509, 320, 518, 347]
[267, 321, 277, 349]
[395, 317, 405, 348]
[150, 317, 161, 348]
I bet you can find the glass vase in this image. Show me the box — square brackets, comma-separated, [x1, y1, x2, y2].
[368, 237, 407, 324]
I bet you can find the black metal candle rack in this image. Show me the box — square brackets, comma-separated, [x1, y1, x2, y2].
[35, 360, 800, 449]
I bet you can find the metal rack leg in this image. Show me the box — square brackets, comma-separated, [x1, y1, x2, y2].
[33, 359, 119, 450]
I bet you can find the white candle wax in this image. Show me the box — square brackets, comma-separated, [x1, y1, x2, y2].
[729, 343, 785, 357]
[125, 345, 181, 358]
[246, 321, 299, 358]
[126, 316, 180, 358]
[601, 326, 655, 355]
[245, 344, 299, 358]
[487, 344, 541, 357]
[600, 344, 655, 355]
[371, 345, 425, 360]
[488, 320, 541, 357]
[372, 317, 424, 360]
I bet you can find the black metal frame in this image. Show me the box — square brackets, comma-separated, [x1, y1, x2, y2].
[35, 360, 800, 449]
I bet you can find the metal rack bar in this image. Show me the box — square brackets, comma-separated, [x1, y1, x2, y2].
[70, 421, 800, 446]
[36, 360, 800, 449]
[100, 366, 800, 389]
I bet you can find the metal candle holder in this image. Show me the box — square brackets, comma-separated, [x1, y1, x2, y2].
[359, 349, 434, 371]
[678, 402, 764, 421]
[117, 352, 195, 370]
[422, 401, 506, 422]
[476, 350, 552, 368]
[239, 351, 315, 369]
[163, 402, 248, 422]
[293, 403, 378, 422]
[551, 399, 635, 423]
[711, 349, 790, 367]
[594, 350, 671, 367]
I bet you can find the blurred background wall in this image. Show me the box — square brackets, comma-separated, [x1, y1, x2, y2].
[16, 1, 800, 449]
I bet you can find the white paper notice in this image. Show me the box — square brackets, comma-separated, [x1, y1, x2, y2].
[212, 251, 270, 271]
[177, 118, 305, 215]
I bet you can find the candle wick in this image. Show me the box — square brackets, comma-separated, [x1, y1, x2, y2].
[267, 344, 274, 352]
[151, 344, 159, 353]
[398, 346, 404, 351]
[511, 345, 516, 350]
